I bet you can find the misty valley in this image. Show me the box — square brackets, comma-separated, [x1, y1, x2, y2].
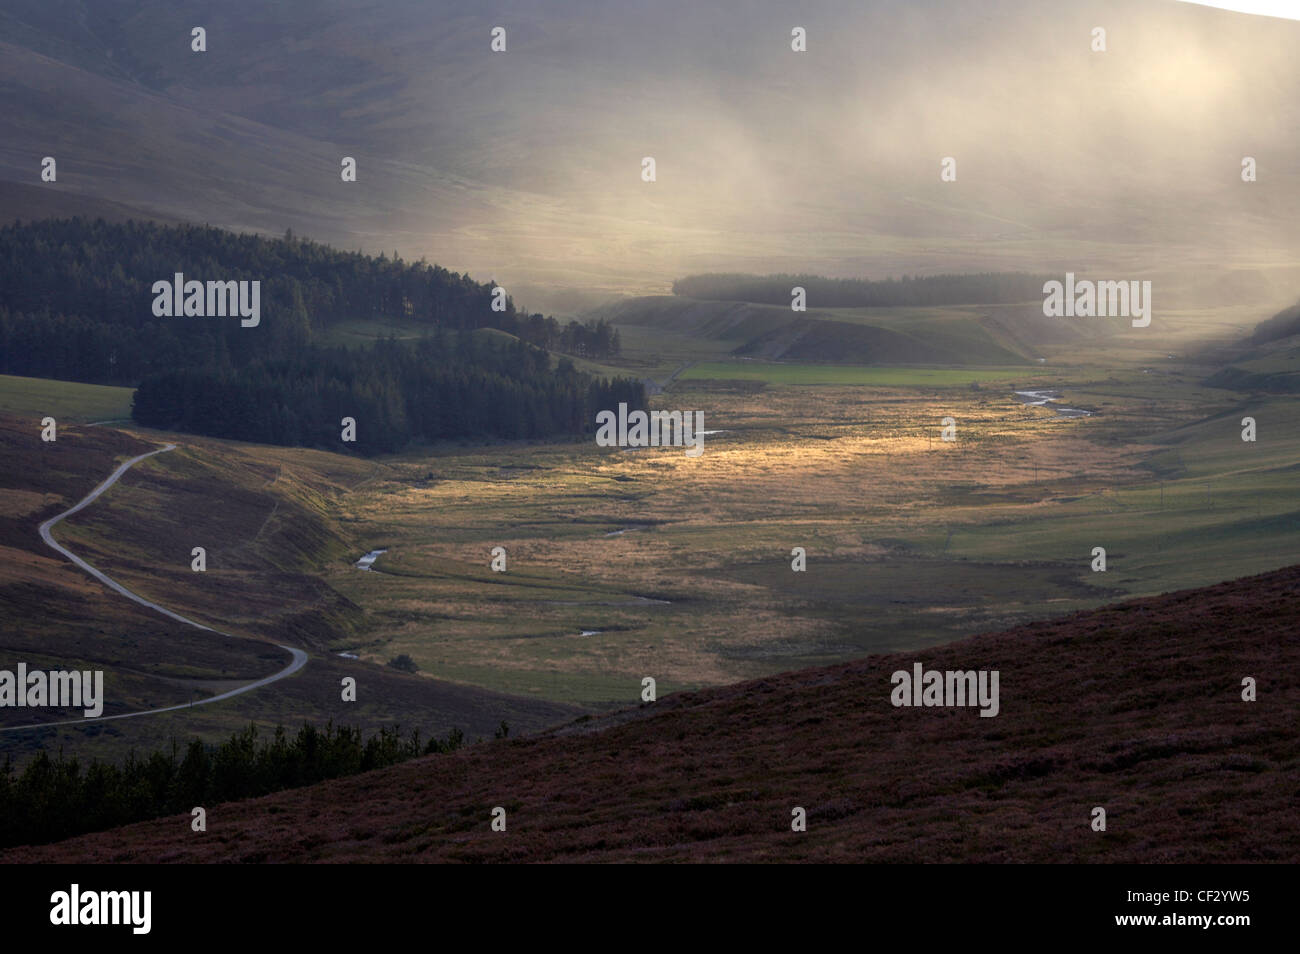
[0, 0, 1296, 886]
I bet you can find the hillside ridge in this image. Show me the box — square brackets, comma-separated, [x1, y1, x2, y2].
[9, 562, 1296, 863]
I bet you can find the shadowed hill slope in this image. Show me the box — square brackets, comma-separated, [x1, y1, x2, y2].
[1203, 299, 1300, 393]
[590, 294, 1120, 366]
[0, 414, 583, 765]
[10, 563, 1296, 862]
[5, 1, 1300, 307]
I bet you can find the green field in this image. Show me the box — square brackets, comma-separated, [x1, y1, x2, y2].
[0, 374, 135, 424]
[318, 316, 439, 346]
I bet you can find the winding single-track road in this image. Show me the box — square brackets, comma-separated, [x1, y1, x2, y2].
[1, 443, 309, 732]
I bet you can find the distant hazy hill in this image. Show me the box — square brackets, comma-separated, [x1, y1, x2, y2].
[1252, 301, 1300, 345]
[10, 562, 1297, 862]
[1202, 300, 1300, 393]
[590, 291, 1121, 366]
[3, 0, 1300, 307]
[672, 272, 1051, 308]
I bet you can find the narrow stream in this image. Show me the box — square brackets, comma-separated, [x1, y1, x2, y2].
[355, 549, 388, 570]
[1014, 389, 1092, 418]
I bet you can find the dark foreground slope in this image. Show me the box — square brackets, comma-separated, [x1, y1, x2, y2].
[7, 565, 1297, 863]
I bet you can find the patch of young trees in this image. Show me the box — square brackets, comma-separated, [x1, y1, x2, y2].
[0, 721, 467, 850]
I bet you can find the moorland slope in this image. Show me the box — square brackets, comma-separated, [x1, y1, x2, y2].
[9, 563, 1295, 862]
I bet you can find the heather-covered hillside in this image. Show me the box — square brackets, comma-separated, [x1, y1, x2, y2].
[9, 564, 1296, 863]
